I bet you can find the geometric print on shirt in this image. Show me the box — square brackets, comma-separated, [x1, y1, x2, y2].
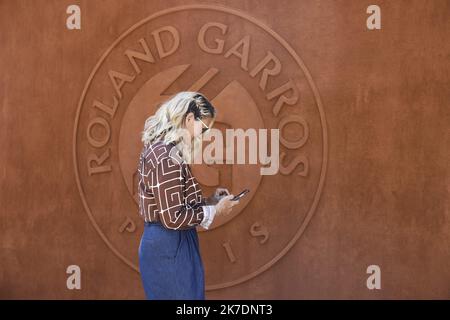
[137, 140, 207, 230]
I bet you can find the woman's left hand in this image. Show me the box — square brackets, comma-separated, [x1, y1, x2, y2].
[206, 187, 230, 205]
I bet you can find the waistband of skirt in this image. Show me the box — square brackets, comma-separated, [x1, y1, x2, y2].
[144, 220, 162, 226]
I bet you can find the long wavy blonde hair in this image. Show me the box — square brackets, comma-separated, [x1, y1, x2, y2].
[141, 91, 216, 163]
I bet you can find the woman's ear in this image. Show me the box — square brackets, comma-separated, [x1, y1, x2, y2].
[185, 112, 194, 123]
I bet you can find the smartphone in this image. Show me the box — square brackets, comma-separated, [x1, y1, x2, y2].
[231, 189, 250, 201]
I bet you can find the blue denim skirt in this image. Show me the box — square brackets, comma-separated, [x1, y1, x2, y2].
[138, 221, 205, 300]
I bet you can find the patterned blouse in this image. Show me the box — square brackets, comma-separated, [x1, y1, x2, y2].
[137, 140, 215, 230]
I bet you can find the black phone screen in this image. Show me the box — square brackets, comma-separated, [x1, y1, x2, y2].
[232, 189, 250, 201]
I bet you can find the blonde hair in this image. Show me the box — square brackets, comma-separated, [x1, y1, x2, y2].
[141, 91, 216, 163]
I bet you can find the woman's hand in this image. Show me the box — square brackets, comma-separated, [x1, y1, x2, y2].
[206, 187, 230, 205]
[215, 194, 239, 217]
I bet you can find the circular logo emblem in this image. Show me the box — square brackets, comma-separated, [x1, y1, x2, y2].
[73, 4, 328, 290]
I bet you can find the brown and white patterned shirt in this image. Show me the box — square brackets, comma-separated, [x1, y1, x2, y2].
[137, 140, 216, 230]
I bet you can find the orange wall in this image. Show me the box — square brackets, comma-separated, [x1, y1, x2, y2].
[0, 0, 448, 299]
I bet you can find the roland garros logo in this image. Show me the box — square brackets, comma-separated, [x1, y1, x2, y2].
[73, 4, 328, 290]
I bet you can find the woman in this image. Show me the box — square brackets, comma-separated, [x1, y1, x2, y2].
[137, 91, 238, 300]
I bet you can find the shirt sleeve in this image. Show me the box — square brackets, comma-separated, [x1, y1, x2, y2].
[150, 155, 206, 230]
